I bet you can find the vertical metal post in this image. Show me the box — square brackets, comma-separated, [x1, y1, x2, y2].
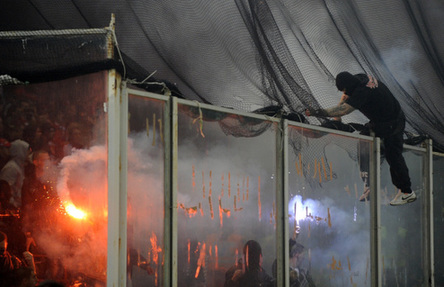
[107, 70, 122, 287]
[172, 98, 178, 287]
[423, 139, 434, 286]
[163, 96, 174, 287]
[163, 95, 172, 287]
[164, 97, 178, 287]
[119, 81, 128, 287]
[370, 135, 382, 287]
[276, 119, 289, 287]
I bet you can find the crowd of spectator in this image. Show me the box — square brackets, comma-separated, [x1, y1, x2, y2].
[0, 94, 99, 286]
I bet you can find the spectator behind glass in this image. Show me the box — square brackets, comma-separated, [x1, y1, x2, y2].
[272, 239, 316, 287]
[0, 138, 11, 172]
[21, 100, 38, 129]
[63, 122, 84, 157]
[21, 150, 60, 234]
[2, 102, 24, 142]
[0, 117, 5, 138]
[0, 180, 13, 212]
[0, 231, 36, 276]
[22, 124, 38, 152]
[1, 266, 38, 287]
[40, 121, 56, 157]
[0, 139, 30, 208]
[225, 240, 275, 287]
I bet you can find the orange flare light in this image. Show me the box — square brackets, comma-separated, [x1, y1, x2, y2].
[65, 203, 87, 220]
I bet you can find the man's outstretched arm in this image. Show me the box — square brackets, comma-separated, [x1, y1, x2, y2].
[306, 102, 355, 118]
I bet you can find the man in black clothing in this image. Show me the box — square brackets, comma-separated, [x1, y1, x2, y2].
[306, 71, 416, 206]
[0, 230, 37, 287]
[272, 239, 316, 287]
[224, 240, 275, 287]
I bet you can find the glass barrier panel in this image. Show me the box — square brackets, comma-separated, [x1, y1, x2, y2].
[433, 154, 444, 285]
[177, 104, 278, 287]
[380, 149, 425, 286]
[126, 95, 166, 286]
[0, 71, 108, 286]
[287, 125, 372, 287]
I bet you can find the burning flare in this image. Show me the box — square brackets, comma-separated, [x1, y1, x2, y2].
[65, 203, 87, 220]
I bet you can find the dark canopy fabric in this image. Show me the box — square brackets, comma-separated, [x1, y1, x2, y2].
[0, 0, 443, 151]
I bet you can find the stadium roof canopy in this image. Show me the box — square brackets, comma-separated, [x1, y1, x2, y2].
[0, 0, 443, 151]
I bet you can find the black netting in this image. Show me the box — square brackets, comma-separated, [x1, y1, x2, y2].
[0, 3, 443, 286]
[0, 0, 443, 151]
[0, 29, 123, 82]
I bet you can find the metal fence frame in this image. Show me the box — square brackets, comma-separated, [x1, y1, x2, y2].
[106, 85, 438, 287]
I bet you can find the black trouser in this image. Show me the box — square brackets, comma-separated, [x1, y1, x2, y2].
[358, 112, 412, 193]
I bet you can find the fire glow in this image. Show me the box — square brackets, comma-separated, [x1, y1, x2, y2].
[65, 203, 87, 220]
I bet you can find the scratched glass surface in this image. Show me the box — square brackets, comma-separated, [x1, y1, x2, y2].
[433, 154, 444, 286]
[126, 95, 166, 286]
[176, 104, 278, 287]
[287, 124, 372, 287]
[1, 72, 108, 286]
[380, 150, 425, 286]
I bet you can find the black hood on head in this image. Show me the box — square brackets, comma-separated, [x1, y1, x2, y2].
[335, 72, 361, 95]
